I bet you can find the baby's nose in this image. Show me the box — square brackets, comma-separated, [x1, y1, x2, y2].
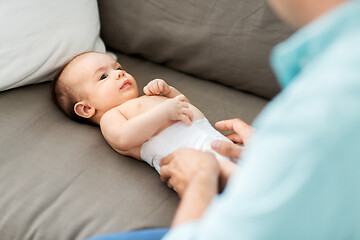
[116, 70, 125, 79]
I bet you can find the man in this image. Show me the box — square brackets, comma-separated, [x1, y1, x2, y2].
[161, 0, 360, 239]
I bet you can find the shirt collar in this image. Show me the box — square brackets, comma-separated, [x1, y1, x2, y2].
[270, 0, 360, 88]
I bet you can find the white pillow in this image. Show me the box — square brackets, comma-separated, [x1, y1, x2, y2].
[0, 0, 106, 91]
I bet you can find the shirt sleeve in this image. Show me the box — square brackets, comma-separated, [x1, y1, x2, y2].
[163, 68, 360, 239]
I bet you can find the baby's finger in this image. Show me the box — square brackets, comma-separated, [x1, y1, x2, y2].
[179, 102, 189, 109]
[174, 94, 187, 102]
[180, 114, 192, 126]
[157, 80, 164, 93]
[150, 81, 159, 94]
[150, 86, 159, 95]
[143, 86, 152, 95]
[182, 108, 194, 122]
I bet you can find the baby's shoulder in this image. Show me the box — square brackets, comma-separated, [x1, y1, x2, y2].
[101, 107, 126, 126]
[111, 97, 141, 112]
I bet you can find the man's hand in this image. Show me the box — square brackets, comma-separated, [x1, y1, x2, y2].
[160, 148, 219, 198]
[211, 140, 243, 159]
[161, 95, 194, 126]
[160, 149, 219, 227]
[217, 158, 239, 193]
[143, 78, 171, 96]
[211, 118, 253, 158]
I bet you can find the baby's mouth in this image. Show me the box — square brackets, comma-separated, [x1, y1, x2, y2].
[120, 79, 131, 89]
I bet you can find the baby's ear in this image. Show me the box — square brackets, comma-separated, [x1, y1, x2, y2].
[74, 101, 95, 119]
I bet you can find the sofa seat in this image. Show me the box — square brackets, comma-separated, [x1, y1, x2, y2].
[0, 52, 268, 239]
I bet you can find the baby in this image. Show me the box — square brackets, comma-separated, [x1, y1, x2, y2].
[51, 52, 234, 172]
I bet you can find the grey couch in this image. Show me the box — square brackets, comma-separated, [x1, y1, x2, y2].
[0, 1, 292, 239]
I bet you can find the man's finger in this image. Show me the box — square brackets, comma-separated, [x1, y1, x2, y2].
[215, 119, 235, 131]
[211, 140, 242, 158]
[160, 155, 172, 167]
[167, 177, 175, 189]
[159, 165, 170, 183]
[225, 133, 243, 144]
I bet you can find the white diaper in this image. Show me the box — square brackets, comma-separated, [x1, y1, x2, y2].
[140, 118, 233, 173]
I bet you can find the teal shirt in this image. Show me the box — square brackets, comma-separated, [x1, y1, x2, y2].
[164, 1, 360, 239]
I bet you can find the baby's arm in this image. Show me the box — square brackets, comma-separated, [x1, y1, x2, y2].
[143, 79, 190, 103]
[100, 95, 194, 152]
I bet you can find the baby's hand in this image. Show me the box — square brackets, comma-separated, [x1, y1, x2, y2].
[163, 95, 194, 126]
[143, 79, 170, 96]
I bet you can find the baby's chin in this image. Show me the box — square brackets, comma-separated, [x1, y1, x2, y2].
[118, 91, 139, 105]
[131, 88, 140, 98]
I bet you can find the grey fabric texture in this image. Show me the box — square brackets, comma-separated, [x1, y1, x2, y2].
[98, 0, 293, 99]
[0, 52, 268, 240]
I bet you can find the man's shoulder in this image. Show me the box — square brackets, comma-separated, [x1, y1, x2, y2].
[302, 29, 360, 91]
[319, 25, 360, 70]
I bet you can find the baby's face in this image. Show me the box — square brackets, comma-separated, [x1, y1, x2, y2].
[68, 52, 139, 113]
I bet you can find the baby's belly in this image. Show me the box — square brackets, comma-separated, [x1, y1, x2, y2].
[116, 104, 205, 160]
[141, 118, 232, 173]
[189, 104, 205, 121]
[154, 104, 205, 136]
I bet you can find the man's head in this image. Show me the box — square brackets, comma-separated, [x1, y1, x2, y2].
[267, 0, 348, 28]
[51, 52, 139, 125]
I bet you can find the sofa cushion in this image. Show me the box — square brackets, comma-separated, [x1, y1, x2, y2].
[0, 0, 105, 92]
[0, 52, 268, 239]
[98, 0, 293, 99]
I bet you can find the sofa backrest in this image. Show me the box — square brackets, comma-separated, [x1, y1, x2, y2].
[98, 0, 293, 99]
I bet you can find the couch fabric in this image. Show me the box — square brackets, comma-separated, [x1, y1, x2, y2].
[99, 0, 293, 99]
[0, 1, 291, 239]
[0, 53, 268, 240]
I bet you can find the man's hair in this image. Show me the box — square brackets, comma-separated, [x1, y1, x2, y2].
[50, 52, 95, 125]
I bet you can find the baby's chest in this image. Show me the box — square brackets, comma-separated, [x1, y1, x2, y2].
[119, 96, 167, 119]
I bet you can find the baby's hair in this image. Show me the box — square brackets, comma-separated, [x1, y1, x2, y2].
[50, 51, 95, 125]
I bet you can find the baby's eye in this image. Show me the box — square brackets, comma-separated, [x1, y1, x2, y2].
[117, 67, 123, 71]
[100, 74, 107, 80]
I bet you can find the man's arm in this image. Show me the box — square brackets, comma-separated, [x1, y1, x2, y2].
[160, 149, 220, 227]
[160, 149, 239, 227]
[162, 74, 360, 240]
[171, 173, 218, 227]
[100, 95, 193, 151]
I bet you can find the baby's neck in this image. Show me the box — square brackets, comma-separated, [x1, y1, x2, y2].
[91, 115, 101, 125]
[92, 110, 107, 125]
